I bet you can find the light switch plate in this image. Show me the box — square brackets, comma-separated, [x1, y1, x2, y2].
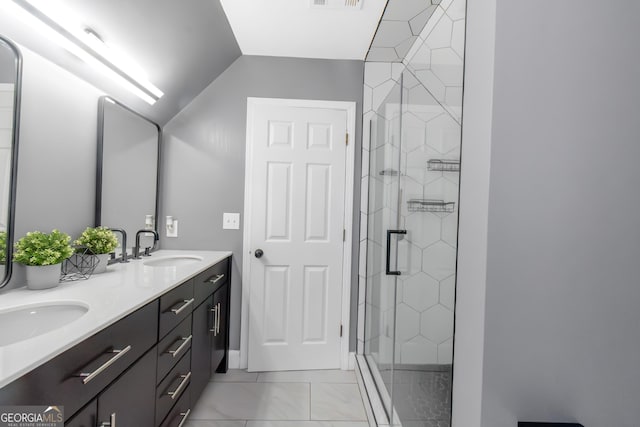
[223, 213, 240, 230]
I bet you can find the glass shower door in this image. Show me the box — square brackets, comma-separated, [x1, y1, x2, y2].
[363, 75, 403, 421]
[391, 69, 460, 426]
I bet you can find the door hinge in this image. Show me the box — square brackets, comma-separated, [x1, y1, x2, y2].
[340, 324, 343, 337]
[343, 229, 346, 241]
[345, 133, 349, 146]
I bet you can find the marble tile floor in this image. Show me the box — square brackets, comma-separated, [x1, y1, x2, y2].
[186, 370, 370, 427]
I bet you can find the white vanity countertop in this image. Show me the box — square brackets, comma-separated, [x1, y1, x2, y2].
[0, 249, 232, 388]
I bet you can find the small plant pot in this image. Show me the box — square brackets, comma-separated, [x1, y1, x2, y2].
[25, 264, 62, 290]
[93, 253, 110, 274]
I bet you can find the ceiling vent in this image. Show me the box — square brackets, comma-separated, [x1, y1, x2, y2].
[310, 0, 363, 10]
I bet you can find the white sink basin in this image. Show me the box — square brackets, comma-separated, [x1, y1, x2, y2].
[0, 302, 89, 346]
[143, 255, 203, 268]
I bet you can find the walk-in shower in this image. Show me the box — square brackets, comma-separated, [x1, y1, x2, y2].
[357, 1, 465, 425]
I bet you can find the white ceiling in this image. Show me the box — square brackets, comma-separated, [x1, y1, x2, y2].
[219, 0, 388, 60]
[0, 0, 241, 125]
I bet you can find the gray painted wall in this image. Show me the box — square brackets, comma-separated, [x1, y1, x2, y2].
[161, 55, 364, 351]
[481, 1, 640, 425]
[0, 43, 15, 83]
[5, 45, 103, 290]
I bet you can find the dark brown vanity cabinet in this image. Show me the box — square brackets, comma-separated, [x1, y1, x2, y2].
[97, 348, 157, 426]
[190, 259, 230, 402]
[0, 300, 159, 418]
[67, 347, 157, 426]
[211, 284, 229, 373]
[0, 256, 231, 427]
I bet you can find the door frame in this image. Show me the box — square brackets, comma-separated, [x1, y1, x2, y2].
[240, 97, 356, 371]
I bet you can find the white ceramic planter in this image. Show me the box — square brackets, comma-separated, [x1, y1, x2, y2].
[93, 253, 110, 274]
[25, 264, 61, 290]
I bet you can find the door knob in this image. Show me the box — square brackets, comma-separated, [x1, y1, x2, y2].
[254, 249, 264, 258]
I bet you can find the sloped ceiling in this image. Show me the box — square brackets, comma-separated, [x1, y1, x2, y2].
[0, 0, 241, 125]
[367, 0, 437, 62]
[219, 0, 388, 60]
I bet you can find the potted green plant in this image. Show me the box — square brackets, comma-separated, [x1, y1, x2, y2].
[0, 231, 6, 265]
[74, 226, 118, 274]
[14, 229, 73, 290]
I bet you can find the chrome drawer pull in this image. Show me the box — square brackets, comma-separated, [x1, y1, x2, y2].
[177, 409, 191, 427]
[209, 306, 218, 334]
[206, 274, 225, 284]
[166, 335, 192, 358]
[168, 372, 191, 400]
[100, 412, 116, 427]
[170, 298, 194, 315]
[77, 346, 132, 384]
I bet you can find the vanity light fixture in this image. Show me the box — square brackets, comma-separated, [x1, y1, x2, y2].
[8, 0, 164, 105]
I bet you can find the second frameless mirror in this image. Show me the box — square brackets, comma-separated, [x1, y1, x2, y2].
[0, 36, 21, 288]
[96, 96, 160, 255]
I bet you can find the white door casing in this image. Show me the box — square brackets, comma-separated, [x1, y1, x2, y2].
[242, 98, 355, 371]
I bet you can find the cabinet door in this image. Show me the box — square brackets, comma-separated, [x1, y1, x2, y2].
[65, 400, 97, 427]
[97, 347, 157, 427]
[212, 284, 228, 373]
[190, 298, 213, 402]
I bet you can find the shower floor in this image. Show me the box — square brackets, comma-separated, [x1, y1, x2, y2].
[380, 367, 452, 427]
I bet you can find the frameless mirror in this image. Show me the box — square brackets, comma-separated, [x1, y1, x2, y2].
[96, 96, 160, 255]
[0, 36, 21, 288]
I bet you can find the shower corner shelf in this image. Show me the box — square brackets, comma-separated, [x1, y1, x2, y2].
[407, 199, 455, 213]
[427, 159, 460, 172]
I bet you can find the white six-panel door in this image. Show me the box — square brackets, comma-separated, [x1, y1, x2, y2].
[246, 100, 349, 372]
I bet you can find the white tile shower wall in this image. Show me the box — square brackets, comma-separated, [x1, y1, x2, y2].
[359, 0, 465, 366]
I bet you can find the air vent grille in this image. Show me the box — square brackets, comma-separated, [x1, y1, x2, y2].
[310, 0, 362, 9]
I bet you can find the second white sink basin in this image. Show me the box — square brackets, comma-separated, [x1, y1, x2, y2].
[0, 302, 89, 347]
[143, 255, 203, 268]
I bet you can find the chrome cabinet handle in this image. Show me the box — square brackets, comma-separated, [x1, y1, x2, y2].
[100, 413, 116, 427]
[216, 302, 221, 334]
[166, 335, 192, 358]
[177, 409, 191, 427]
[210, 306, 218, 334]
[170, 298, 194, 315]
[206, 274, 225, 284]
[167, 372, 191, 400]
[77, 346, 132, 384]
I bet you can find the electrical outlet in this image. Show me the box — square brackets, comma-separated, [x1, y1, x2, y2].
[223, 213, 240, 230]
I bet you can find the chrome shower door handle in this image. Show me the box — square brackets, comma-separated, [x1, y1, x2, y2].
[385, 229, 407, 276]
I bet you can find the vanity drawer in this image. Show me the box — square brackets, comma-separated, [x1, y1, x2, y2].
[194, 258, 229, 306]
[157, 315, 192, 384]
[158, 384, 191, 427]
[156, 350, 191, 425]
[0, 300, 158, 418]
[159, 280, 195, 339]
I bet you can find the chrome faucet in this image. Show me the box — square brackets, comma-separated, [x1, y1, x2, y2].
[108, 228, 129, 263]
[133, 230, 159, 259]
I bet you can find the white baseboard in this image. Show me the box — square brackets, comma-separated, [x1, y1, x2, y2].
[348, 352, 356, 370]
[231, 351, 355, 371]
[228, 350, 241, 369]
